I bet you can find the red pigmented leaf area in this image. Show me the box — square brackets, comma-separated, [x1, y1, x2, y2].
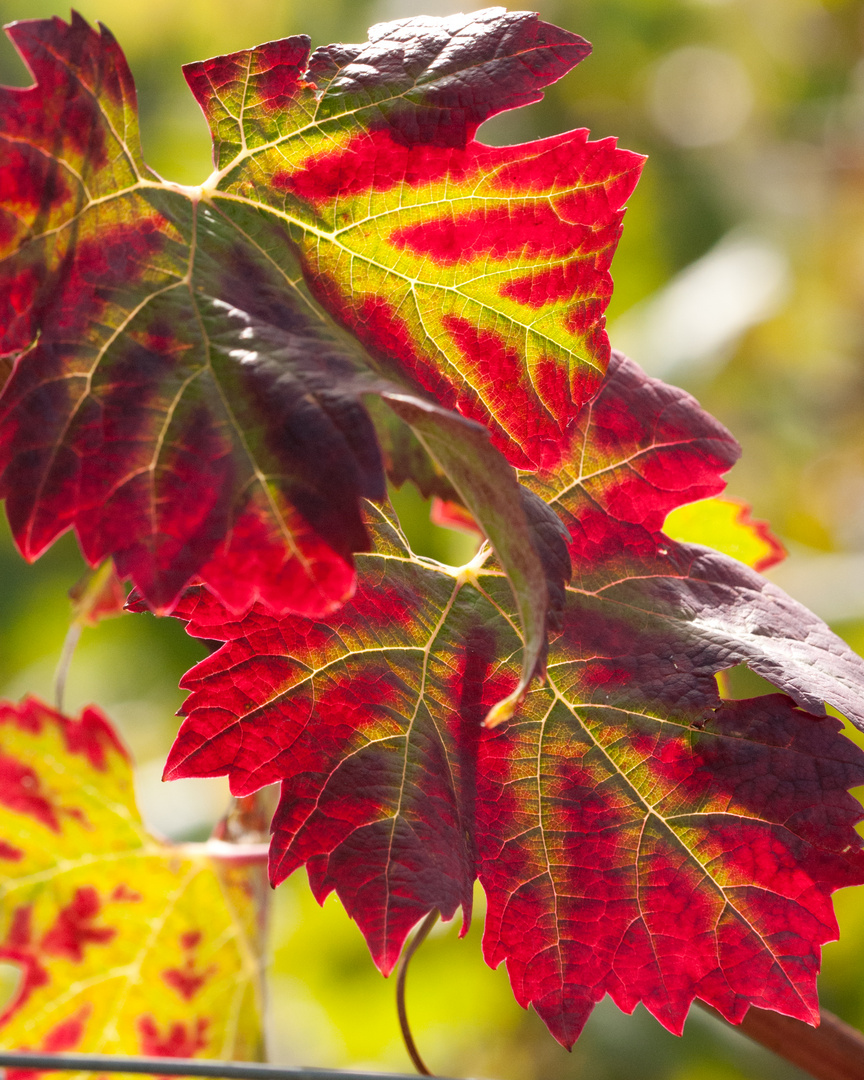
[162, 503, 864, 1045]
[159, 410, 864, 1050]
[0, 698, 264, 1073]
[0, 9, 641, 622]
[194, 10, 644, 475]
[0, 14, 364, 619]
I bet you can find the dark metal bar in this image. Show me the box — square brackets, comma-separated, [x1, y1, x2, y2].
[0, 1053, 448, 1080]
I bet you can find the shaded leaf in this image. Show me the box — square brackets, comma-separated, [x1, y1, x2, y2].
[364, 396, 458, 503]
[0, 697, 264, 1072]
[382, 393, 570, 722]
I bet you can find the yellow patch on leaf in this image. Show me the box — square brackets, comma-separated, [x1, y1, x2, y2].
[0, 698, 264, 1074]
[663, 497, 785, 571]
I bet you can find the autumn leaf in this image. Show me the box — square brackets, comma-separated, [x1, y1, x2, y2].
[664, 497, 786, 572]
[0, 10, 638, 637]
[7, 9, 864, 1058]
[156, 498, 864, 1047]
[0, 697, 264, 1073]
[188, 10, 643, 472]
[521, 353, 858, 719]
[381, 393, 571, 719]
[146, 351, 864, 1047]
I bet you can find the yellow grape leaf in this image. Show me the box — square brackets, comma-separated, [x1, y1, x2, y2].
[0, 697, 264, 1075]
[663, 496, 785, 572]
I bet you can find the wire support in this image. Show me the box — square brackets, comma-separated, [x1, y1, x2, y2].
[0, 1052, 456, 1080]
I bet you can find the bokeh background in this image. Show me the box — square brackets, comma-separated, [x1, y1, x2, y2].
[3, 0, 864, 1076]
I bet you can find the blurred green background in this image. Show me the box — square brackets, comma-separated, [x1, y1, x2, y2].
[3, 0, 864, 1076]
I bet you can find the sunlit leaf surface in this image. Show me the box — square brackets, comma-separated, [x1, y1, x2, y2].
[6, 7, 864, 1058]
[663, 497, 785, 572]
[0, 10, 640, 622]
[153, 355, 864, 1046]
[0, 697, 263, 1072]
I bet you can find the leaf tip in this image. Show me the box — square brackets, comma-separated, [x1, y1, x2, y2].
[483, 692, 519, 729]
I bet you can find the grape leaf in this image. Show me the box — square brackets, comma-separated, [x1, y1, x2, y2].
[7, 8, 864, 1057]
[187, 9, 644, 473]
[147, 352, 864, 1046]
[0, 14, 362, 617]
[364, 396, 458, 503]
[664, 497, 786, 572]
[0, 697, 264, 1071]
[522, 353, 864, 721]
[156, 502, 864, 1047]
[382, 393, 570, 721]
[0, 10, 640, 631]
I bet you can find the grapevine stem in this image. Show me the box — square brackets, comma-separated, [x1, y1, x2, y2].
[396, 910, 439, 1076]
[698, 1003, 864, 1080]
[54, 559, 123, 712]
[54, 622, 82, 712]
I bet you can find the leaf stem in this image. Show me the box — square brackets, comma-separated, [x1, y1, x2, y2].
[54, 622, 82, 713]
[698, 1003, 864, 1080]
[396, 910, 439, 1077]
[54, 559, 125, 711]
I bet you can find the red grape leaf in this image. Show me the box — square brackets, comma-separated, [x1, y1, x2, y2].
[522, 353, 864, 720]
[0, 13, 607, 699]
[189, 9, 644, 475]
[148, 353, 864, 1045]
[522, 350, 741, 545]
[0, 14, 371, 617]
[153, 491, 864, 1047]
[382, 393, 570, 720]
[8, 8, 860, 1054]
[0, 697, 265, 1072]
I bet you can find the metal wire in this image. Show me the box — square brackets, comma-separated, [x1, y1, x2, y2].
[0, 1052, 452, 1080]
